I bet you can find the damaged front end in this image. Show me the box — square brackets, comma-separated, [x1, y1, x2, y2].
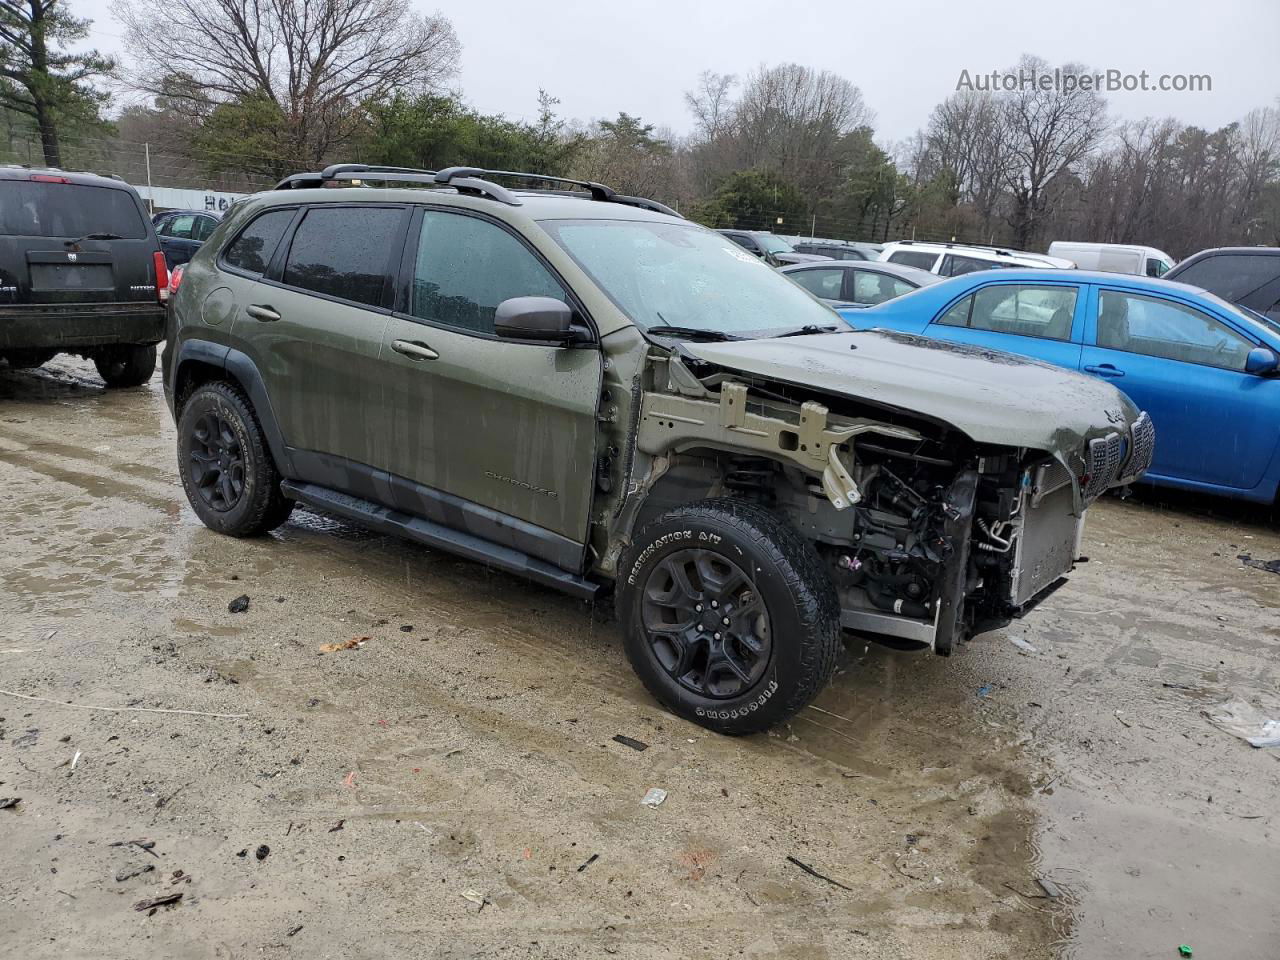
[613, 342, 1154, 655]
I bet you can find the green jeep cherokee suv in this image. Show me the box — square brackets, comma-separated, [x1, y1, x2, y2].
[163, 164, 1153, 735]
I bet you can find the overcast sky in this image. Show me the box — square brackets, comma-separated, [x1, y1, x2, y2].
[71, 0, 1280, 145]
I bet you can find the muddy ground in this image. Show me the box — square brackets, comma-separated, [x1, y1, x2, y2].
[1, 356, 1277, 960]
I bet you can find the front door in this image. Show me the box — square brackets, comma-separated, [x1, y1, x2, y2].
[1081, 287, 1277, 490]
[375, 208, 601, 569]
[228, 203, 409, 494]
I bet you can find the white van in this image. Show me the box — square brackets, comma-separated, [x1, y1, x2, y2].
[1046, 241, 1175, 278]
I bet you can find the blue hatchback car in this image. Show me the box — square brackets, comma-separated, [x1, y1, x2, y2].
[837, 269, 1280, 504]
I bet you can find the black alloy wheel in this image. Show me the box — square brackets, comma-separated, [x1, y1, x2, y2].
[639, 548, 772, 699]
[188, 409, 246, 512]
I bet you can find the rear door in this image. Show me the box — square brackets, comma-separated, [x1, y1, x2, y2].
[926, 279, 1086, 369]
[374, 206, 601, 567]
[1080, 286, 1278, 489]
[227, 203, 410, 488]
[0, 177, 158, 305]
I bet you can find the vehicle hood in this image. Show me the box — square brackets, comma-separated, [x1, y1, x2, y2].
[684, 329, 1136, 457]
[775, 252, 833, 264]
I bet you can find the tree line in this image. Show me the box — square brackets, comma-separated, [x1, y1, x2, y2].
[3, 1, 1278, 256]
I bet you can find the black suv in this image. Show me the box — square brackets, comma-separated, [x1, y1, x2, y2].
[1164, 247, 1280, 323]
[0, 167, 168, 385]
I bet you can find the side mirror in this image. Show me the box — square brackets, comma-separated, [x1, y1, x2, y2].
[495, 296, 576, 343]
[1244, 346, 1279, 376]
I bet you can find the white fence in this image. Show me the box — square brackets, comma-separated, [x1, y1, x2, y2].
[134, 185, 249, 214]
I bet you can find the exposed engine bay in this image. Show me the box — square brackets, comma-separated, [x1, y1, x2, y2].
[620, 349, 1150, 654]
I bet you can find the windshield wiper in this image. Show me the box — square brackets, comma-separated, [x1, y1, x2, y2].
[64, 233, 121, 248]
[774, 324, 842, 338]
[645, 324, 744, 342]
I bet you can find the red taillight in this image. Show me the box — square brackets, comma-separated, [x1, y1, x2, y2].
[30, 173, 70, 183]
[153, 252, 169, 302]
[168, 263, 185, 297]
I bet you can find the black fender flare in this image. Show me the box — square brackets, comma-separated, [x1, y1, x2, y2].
[174, 339, 295, 478]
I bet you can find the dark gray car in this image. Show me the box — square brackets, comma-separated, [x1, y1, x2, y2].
[153, 209, 222, 269]
[781, 260, 941, 307]
[717, 229, 831, 266]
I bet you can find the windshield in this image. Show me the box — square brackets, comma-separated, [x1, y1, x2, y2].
[756, 234, 795, 254]
[0, 181, 147, 239]
[540, 219, 838, 335]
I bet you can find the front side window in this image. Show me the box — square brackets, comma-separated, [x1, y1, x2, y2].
[194, 217, 218, 242]
[936, 284, 1078, 341]
[887, 250, 939, 270]
[282, 207, 402, 307]
[541, 218, 837, 336]
[410, 210, 566, 335]
[788, 268, 844, 300]
[755, 234, 795, 255]
[223, 209, 296, 276]
[852, 271, 915, 305]
[1096, 290, 1254, 371]
[1145, 258, 1170, 278]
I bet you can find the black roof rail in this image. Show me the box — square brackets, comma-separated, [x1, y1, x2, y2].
[274, 163, 440, 191]
[272, 163, 681, 217]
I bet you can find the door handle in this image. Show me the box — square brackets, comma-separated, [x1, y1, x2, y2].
[246, 304, 281, 323]
[1083, 363, 1124, 378]
[391, 339, 439, 361]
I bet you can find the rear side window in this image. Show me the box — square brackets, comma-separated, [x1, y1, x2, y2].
[940, 254, 998, 277]
[1173, 254, 1279, 301]
[223, 209, 295, 276]
[0, 181, 146, 239]
[887, 250, 938, 270]
[409, 210, 566, 335]
[282, 207, 403, 307]
[937, 284, 1077, 341]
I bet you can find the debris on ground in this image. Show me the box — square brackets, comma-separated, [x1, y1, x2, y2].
[577, 853, 599, 872]
[342, 771, 357, 788]
[977, 684, 994, 698]
[1036, 877, 1063, 898]
[255, 844, 270, 861]
[134, 892, 183, 913]
[319, 637, 368, 653]
[1178, 946, 1193, 958]
[328, 820, 345, 833]
[785, 855, 853, 891]
[0, 797, 21, 810]
[1204, 699, 1280, 748]
[1236, 553, 1280, 575]
[1009, 636, 1038, 654]
[115, 864, 155, 882]
[460, 888, 489, 911]
[227, 595, 251, 614]
[399, 625, 414, 633]
[611, 734, 649, 752]
[109, 839, 158, 858]
[287, 924, 303, 937]
[640, 787, 667, 807]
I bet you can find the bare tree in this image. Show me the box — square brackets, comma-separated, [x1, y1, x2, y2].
[110, 0, 459, 177]
[1001, 55, 1107, 248]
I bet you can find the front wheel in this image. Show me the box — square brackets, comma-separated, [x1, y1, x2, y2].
[619, 498, 841, 735]
[94, 344, 156, 387]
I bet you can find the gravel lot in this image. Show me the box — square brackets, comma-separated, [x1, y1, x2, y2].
[2, 357, 1278, 960]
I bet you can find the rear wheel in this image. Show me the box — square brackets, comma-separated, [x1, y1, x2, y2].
[177, 381, 294, 537]
[94, 344, 156, 388]
[619, 498, 841, 735]
[3, 349, 57, 370]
